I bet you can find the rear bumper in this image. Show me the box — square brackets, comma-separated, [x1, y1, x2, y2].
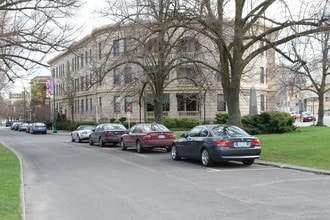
[210, 146, 261, 162]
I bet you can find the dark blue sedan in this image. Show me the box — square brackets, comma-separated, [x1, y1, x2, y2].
[171, 124, 261, 166]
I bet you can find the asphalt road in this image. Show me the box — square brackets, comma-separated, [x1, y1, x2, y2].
[1, 128, 330, 220]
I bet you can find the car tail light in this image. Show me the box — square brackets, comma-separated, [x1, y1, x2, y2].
[144, 135, 152, 140]
[215, 140, 233, 147]
[251, 139, 260, 145]
[170, 133, 176, 139]
[104, 132, 113, 137]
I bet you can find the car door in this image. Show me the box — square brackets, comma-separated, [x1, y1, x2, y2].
[126, 125, 137, 147]
[93, 124, 103, 143]
[180, 126, 201, 158]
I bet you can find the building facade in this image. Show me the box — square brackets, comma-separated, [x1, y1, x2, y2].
[48, 23, 276, 124]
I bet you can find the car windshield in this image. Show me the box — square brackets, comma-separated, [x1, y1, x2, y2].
[144, 124, 169, 132]
[212, 125, 249, 137]
[78, 126, 95, 130]
[104, 124, 126, 130]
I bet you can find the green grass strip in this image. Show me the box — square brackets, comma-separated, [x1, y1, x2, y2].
[0, 144, 22, 220]
[257, 126, 330, 170]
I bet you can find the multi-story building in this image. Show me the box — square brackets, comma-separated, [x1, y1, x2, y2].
[48, 23, 276, 124]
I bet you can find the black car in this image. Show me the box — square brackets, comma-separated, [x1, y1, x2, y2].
[171, 124, 261, 166]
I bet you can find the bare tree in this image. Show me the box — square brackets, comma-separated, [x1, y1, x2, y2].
[0, 0, 81, 82]
[171, 0, 330, 126]
[280, 16, 330, 125]
[94, 0, 213, 124]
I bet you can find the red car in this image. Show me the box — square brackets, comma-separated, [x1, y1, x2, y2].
[120, 123, 176, 153]
[301, 112, 316, 122]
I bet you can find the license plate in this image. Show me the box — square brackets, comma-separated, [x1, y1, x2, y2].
[158, 134, 166, 139]
[234, 142, 250, 148]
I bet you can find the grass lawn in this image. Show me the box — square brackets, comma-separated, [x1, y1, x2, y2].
[0, 144, 22, 220]
[257, 126, 330, 170]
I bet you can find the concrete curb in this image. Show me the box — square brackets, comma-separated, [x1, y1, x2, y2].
[255, 159, 330, 175]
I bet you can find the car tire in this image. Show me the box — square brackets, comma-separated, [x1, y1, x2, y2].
[99, 138, 105, 147]
[136, 140, 144, 153]
[171, 145, 181, 160]
[243, 159, 254, 166]
[120, 139, 127, 150]
[77, 136, 81, 143]
[201, 149, 213, 167]
[71, 135, 75, 142]
[89, 137, 94, 145]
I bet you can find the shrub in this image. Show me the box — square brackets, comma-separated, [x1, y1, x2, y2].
[242, 111, 296, 134]
[215, 113, 229, 124]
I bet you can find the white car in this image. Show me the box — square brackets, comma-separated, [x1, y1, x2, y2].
[71, 125, 96, 143]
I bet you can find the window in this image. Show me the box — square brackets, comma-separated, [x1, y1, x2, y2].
[85, 51, 88, 64]
[260, 41, 265, 56]
[113, 40, 120, 56]
[178, 65, 197, 78]
[81, 77, 84, 90]
[177, 37, 200, 52]
[260, 94, 265, 112]
[217, 94, 226, 111]
[114, 96, 120, 112]
[81, 53, 84, 68]
[260, 67, 265, 83]
[86, 99, 88, 111]
[124, 38, 131, 52]
[146, 93, 170, 111]
[98, 42, 102, 59]
[125, 96, 133, 112]
[216, 71, 222, 81]
[90, 98, 93, 111]
[114, 68, 120, 85]
[98, 97, 102, 106]
[124, 67, 132, 84]
[81, 99, 84, 113]
[85, 75, 88, 88]
[177, 93, 198, 111]
[146, 37, 158, 53]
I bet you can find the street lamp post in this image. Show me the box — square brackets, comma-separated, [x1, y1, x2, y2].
[52, 75, 57, 133]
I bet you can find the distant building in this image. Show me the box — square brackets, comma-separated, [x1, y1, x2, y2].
[48, 23, 277, 124]
[30, 76, 51, 122]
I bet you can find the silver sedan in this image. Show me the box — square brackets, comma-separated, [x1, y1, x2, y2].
[71, 125, 96, 143]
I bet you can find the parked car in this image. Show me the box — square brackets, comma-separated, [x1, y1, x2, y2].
[26, 123, 33, 133]
[5, 121, 13, 127]
[71, 125, 96, 143]
[30, 122, 47, 134]
[11, 122, 22, 131]
[89, 123, 128, 147]
[120, 123, 176, 153]
[18, 123, 29, 132]
[171, 124, 261, 167]
[290, 111, 300, 119]
[301, 112, 316, 122]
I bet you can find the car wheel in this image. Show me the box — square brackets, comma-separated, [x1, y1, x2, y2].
[89, 137, 94, 145]
[201, 149, 213, 167]
[71, 135, 75, 142]
[171, 145, 181, 160]
[99, 138, 105, 147]
[77, 136, 81, 143]
[120, 139, 127, 150]
[242, 159, 254, 166]
[136, 140, 144, 153]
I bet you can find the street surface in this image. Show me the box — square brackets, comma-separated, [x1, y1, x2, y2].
[1, 126, 330, 220]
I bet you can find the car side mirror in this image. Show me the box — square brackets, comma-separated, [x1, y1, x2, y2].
[180, 133, 186, 138]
